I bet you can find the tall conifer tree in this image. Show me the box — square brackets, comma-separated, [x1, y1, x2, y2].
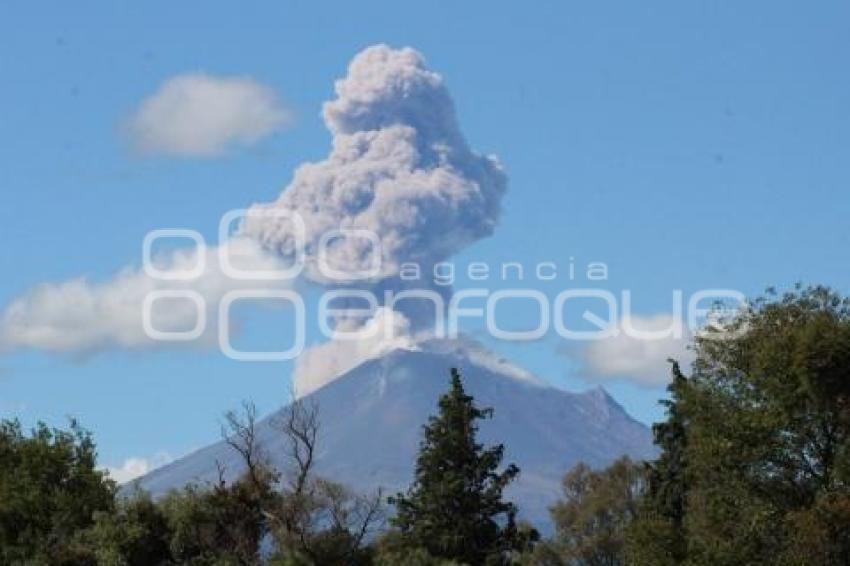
[389, 368, 535, 565]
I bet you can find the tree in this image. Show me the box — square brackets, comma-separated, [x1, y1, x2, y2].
[374, 530, 464, 565]
[135, 401, 282, 565]
[388, 368, 537, 565]
[0, 418, 115, 564]
[629, 285, 850, 565]
[535, 457, 645, 566]
[0, 397, 386, 565]
[81, 397, 382, 565]
[158, 477, 280, 565]
[646, 362, 689, 531]
[174, 398, 383, 565]
[266, 396, 385, 565]
[626, 361, 690, 565]
[681, 286, 850, 564]
[82, 490, 172, 566]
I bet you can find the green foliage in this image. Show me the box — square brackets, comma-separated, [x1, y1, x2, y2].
[514, 540, 567, 566]
[543, 457, 645, 566]
[624, 513, 680, 566]
[0, 398, 385, 565]
[373, 531, 464, 565]
[159, 472, 275, 565]
[626, 361, 690, 564]
[785, 491, 850, 565]
[388, 368, 537, 565]
[631, 285, 850, 565]
[0, 418, 115, 565]
[268, 477, 383, 565]
[82, 490, 172, 565]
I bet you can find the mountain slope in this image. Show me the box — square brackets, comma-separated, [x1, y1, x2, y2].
[133, 346, 656, 529]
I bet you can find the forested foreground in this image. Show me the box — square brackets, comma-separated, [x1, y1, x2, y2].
[1, 285, 849, 565]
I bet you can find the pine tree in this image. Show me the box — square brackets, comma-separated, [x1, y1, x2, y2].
[648, 361, 689, 536]
[389, 368, 536, 565]
[627, 360, 690, 565]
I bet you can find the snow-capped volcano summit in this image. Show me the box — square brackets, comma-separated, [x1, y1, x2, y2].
[133, 343, 655, 530]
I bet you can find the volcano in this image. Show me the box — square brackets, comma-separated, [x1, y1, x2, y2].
[133, 341, 656, 530]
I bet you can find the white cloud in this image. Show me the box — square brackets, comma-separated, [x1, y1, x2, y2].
[103, 452, 172, 484]
[293, 307, 419, 397]
[576, 314, 694, 387]
[0, 238, 289, 354]
[128, 73, 290, 157]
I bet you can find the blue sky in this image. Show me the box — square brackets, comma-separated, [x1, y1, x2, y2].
[1, 1, 849, 477]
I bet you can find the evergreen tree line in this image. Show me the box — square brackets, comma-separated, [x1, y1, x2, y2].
[2, 285, 849, 564]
